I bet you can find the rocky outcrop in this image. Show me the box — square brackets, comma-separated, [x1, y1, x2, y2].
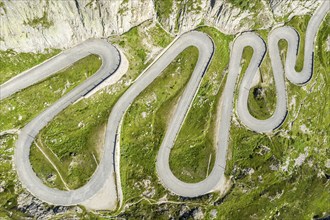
[0, 0, 320, 52]
[17, 192, 83, 218]
[17, 192, 65, 218]
[0, 0, 155, 52]
[160, 0, 321, 35]
[269, 0, 321, 19]
[160, 0, 273, 35]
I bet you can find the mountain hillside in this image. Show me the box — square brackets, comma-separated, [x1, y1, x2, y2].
[0, 0, 320, 52]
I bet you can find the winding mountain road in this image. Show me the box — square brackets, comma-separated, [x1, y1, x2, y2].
[0, 0, 328, 210]
[157, 0, 329, 197]
[1, 39, 121, 206]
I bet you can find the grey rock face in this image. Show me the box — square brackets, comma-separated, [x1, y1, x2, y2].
[17, 192, 72, 218]
[0, 0, 155, 52]
[0, 0, 320, 52]
[269, 0, 320, 17]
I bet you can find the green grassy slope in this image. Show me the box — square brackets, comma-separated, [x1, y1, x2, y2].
[31, 21, 175, 190]
[169, 28, 233, 183]
[0, 10, 328, 219]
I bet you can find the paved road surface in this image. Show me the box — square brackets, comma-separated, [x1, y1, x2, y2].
[0, 0, 328, 208]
